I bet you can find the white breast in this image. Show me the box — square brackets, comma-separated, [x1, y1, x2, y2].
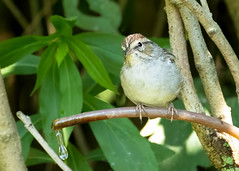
[121, 58, 182, 108]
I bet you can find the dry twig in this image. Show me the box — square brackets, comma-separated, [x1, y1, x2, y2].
[177, 0, 239, 100]
[17, 111, 72, 171]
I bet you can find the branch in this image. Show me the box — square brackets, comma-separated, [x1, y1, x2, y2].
[0, 69, 27, 171]
[178, 0, 239, 101]
[16, 111, 72, 171]
[199, 0, 211, 16]
[177, 3, 232, 124]
[164, 0, 204, 113]
[51, 107, 239, 141]
[165, 1, 239, 169]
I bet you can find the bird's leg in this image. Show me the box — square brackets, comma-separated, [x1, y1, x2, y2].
[136, 103, 146, 123]
[168, 102, 177, 122]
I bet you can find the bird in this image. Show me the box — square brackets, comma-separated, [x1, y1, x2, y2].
[120, 33, 183, 121]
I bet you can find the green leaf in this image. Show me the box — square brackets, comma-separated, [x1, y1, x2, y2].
[50, 15, 77, 36]
[66, 143, 92, 171]
[1, 54, 40, 78]
[16, 114, 42, 160]
[55, 41, 68, 67]
[39, 63, 60, 152]
[77, 33, 124, 77]
[159, 119, 210, 170]
[26, 148, 53, 166]
[0, 35, 51, 68]
[68, 37, 117, 92]
[83, 94, 114, 111]
[150, 143, 175, 163]
[32, 42, 58, 95]
[86, 148, 106, 161]
[82, 72, 105, 96]
[63, 0, 121, 33]
[59, 56, 83, 144]
[84, 97, 158, 171]
[90, 119, 158, 171]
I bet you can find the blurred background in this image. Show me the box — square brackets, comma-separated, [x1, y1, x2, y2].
[1, 0, 238, 115]
[0, 0, 239, 170]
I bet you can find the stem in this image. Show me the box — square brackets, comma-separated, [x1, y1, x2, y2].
[178, 0, 239, 101]
[51, 107, 239, 141]
[177, 3, 232, 124]
[165, 1, 239, 169]
[16, 111, 72, 171]
[0, 70, 27, 171]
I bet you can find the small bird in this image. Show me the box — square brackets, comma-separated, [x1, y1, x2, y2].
[120, 33, 183, 120]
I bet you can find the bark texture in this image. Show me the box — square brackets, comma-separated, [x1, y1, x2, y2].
[0, 70, 27, 171]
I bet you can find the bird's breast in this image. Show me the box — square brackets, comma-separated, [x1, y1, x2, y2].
[120, 59, 182, 107]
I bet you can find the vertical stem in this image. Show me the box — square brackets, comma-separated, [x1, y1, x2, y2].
[178, 3, 232, 124]
[165, 0, 203, 113]
[165, 1, 239, 169]
[0, 70, 27, 171]
[179, 0, 239, 101]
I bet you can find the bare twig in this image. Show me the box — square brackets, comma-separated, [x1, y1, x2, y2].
[51, 107, 239, 141]
[178, 0, 239, 101]
[16, 111, 72, 171]
[199, 0, 211, 17]
[164, 0, 204, 113]
[165, 1, 239, 169]
[2, 0, 28, 29]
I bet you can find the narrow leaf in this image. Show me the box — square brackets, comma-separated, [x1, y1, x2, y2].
[76, 33, 124, 77]
[0, 35, 51, 67]
[68, 37, 117, 92]
[32, 42, 58, 94]
[59, 56, 83, 144]
[55, 41, 68, 67]
[1, 54, 40, 78]
[39, 63, 60, 152]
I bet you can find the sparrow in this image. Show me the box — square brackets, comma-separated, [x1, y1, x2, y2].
[120, 33, 183, 120]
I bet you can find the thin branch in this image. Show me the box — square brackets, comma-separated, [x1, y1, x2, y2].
[177, 3, 232, 124]
[199, 0, 211, 17]
[164, 0, 204, 113]
[51, 107, 239, 141]
[16, 111, 72, 171]
[2, 0, 28, 29]
[165, 1, 239, 169]
[178, 0, 239, 101]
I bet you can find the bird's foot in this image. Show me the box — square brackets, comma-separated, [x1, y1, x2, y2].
[168, 102, 177, 122]
[136, 103, 147, 123]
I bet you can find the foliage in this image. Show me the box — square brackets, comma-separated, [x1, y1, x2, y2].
[1, 0, 238, 170]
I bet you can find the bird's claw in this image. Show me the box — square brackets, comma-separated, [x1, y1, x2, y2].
[168, 102, 177, 122]
[136, 103, 146, 123]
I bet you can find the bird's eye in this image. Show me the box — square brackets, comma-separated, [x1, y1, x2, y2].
[138, 42, 142, 47]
